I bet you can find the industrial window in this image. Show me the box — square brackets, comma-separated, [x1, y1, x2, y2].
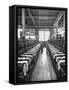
[39, 30, 50, 41]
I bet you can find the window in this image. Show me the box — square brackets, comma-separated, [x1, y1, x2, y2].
[39, 30, 50, 41]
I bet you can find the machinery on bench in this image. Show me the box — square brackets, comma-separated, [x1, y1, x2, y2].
[18, 56, 33, 76]
[47, 42, 66, 80]
[53, 53, 66, 79]
[17, 43, 41, 79]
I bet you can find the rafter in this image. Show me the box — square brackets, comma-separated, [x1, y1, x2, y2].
[28, 9, 36, 26]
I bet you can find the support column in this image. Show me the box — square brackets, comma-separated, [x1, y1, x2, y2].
[22, 8, 25, 37]
[63, 11, 65, 28]
[35, 28, 39, 41]
[63, 11, 65, 40]
[50, 29, 54, 39]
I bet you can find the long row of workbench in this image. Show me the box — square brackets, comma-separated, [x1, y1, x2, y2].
[17, 43, 41, 82]
[46, 41, 66, 80]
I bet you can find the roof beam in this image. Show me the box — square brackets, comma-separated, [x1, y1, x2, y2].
[25, 16, 57, 21]
[28, 9, 36, 26]
[53, 11, 63, 26]
[25, 25, 55, 28]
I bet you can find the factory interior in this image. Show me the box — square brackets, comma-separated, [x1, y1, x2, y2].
[16, 8, 66, 83]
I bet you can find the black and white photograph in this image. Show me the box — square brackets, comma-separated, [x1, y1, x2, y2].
[0, 0, 69, 89]
[16, 6, 67, 84]
[9, 5, 67, 84]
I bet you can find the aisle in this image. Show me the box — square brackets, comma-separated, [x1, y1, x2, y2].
[31, 47, 57, 81]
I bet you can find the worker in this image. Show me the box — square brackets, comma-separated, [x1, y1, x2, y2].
[41, 42, 43, 53]
[23, 63, 27, 76]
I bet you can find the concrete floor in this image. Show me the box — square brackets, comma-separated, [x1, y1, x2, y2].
[31, 47, 57, 81]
